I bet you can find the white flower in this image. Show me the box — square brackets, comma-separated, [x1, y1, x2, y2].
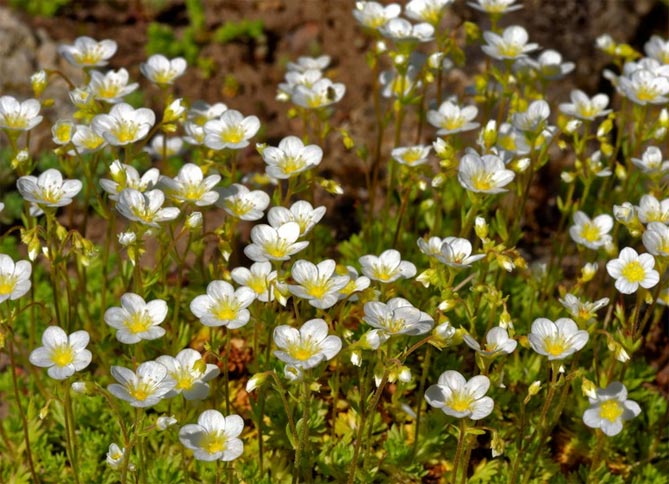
[522, 49, 574, 80]
[190, 280, 255, 329]
[231, 262, 284, 303]
[286, 55, 331, 72]
[558, 293, 609, 323]
[391, 145, 432, 167]
[619, 69, 669, 105]
[186, 211, 203, 229]
[528, 317, 589, 360]
[156, 349, 220, 400]
[145, 135, 184, 159]
[59, 36, 116, 67]
[261, 136, 323, 179]
[481, 26, 538, 60]
[631, 146, 669, 175]
[104, 293, 168, 344]
[512, 100, 550, 133]
[160, 163, 220, 206]
[92, 103, 155, 146]
[427, 100, 479, 136]
[179, 410, 244, 462]
[463, 327, 517, 356]
[458, 151, 515, 194]
[417, 236, 445, 258]
[100, 161, 160, 201]
[337, 266, 370, 300]
[106, 443, 130, 470]
[87, 68, 138, 103]
[267, 200, 326, 236]
[559, 90, 611, 120]
[352, 1, 401, 29]
[288, 259, 350, 309]
[108, 361, 175, 408]
[278, 69, 323, 100]
[379, 18, 434, 43]
[606, 247, 660, 294]
[405, 0, 453, 24]
[157, 415, 178, 431]
[29, 326, 92, 380]
[359, 249, 416, 283]
[0, 254, 31, 303]
[645, 35, 669, 64]
[51, 120, 75, 145]
[291, 78, 346, 109]
[379, 65, 421, 99]
[17, 169, 82, 207]
[273, 318, 342, 369]
[116, 188, 180, 227]
[425, 371, 494, 420]
[568, 211, 613, 250]
[140, 54, 187, 85]
[436, 237, 485, 267]
[216, 183, 270, 221]
[0, 96, 42, 131]
[204, 110, 260, 150]
[642, 222, 669, 256]
[71, 124, 106, 154]
[636, 194, 669, 224]
[363, 297, 433, 341]
[582, 382, 641, 436]
[244, 222, 309, 262]
[468, 0, 521, 14]
[117, 231, 136, 246]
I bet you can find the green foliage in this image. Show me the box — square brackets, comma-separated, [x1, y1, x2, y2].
[213, 19, 265, 44]
[9, 0, 70, 16]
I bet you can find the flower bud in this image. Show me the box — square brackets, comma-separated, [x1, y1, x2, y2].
[156, 415, 177, 431]
[31, 70, 48, 97]
[71, 381, 94, 395]
[186, 211, 203, 230]
[350, 349, 363, 367]
[475, 216, 489, 240]
[565, 119, 582, 134]
[246, 372, 269, 392]
[581, 378, 597, 399]
[52, 120, 75, 145]
[117, 231, 136, 247]
[581, 262, 598, 282]
[164, 98, 186, 123]
[524, 380, 542, 404]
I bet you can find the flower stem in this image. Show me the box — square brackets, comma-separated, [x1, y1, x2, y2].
[451, 419, 468, 484]
[63, 384, 81, 484]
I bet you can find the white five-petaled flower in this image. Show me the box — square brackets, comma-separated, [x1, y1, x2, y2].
[29, 326, 92, 380]
[87, 68, 138, 103]
[642, 222, 669, 257]
[436, 237, 485, 267]
[244, 222, 309, 262]
[405, 0, 453, 25]
[179, 410, 244, 462]
[204, 109, 260, 150]
[425, 370, 494, 420]
[528, 317, 589, 360]
[559, 293, 609, 324]
[288, 259, 350, 309]
[140, 54, 187, 85]
[70, 124, 107, 154]
[17, 169, 82, 208]
[100, 160, 160, 201]
[582, 382, 641, 436]
[458, 151, 515, 194]
[606, 247, 659, 294]
[231, 262, 285, 303]
[106, 443, 131, 470]
[636, 194, 669, 224]
[463, 326, 517, 357]
[520, 49, 575, 80]
[363, 297, 434, 342]
[145, 135, 185, 159]
[52, 120, 75, 145]
[379, 18, 434, 43]
[559, 90, 611, 120]
[427, 100, 479, 135]
[359, 249, 416, 283]
[481, 26, 538, 60]
[286, 55, 331, 73]
[116, 188, 180, 227]
[190, 280, 255, 328]
[417, 236, 446, 258]
[59, 36, 117, 67]
[267, 201, 326, 236]
[619, 69, 669, 105]
[156, 349, 220, 400]
[468, 0, 522, 15]
[291, 78, 346, 109]
[0, 254, 31, 303]
[352, 1, 401, 29]
[631, 146, 669, 175]
[261, 135, 323, 179]
[391, 145, 432, 167]
[0, 96, 43, 131]
[108, 361, 176, 408]
[160, 163, 221, 206]
[568, 211, 613, 250]
[273, 318, 342, 369]
[216, 183, 270, 221]
[104, 293, 168, 344]
[92, 103, 156, 146]
[512, 100, 551, 134]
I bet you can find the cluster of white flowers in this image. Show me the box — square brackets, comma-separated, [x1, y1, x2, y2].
[277, 54, 345, 108]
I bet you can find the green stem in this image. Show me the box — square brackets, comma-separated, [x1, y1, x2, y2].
[63, 385, 81, 484]
[451, 419, 468, 484]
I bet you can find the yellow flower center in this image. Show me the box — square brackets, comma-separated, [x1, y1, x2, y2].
[128, 381, 153, 402]
[371, 265, 393, 281]
[153, 70, 175, 85]
[201, 432, 227, 454]
[279, 156, 306, 175]
[620, 260, 646, 283]
[635, 86, 658, 102]
[470, 171, 494, 192]
[544, 336, 568, 357]
[3, 113, 29, 129]
[577, 104, 598, 118]
[221, 127, 244, 144]
[73, 48, 103, 66]
[51, 344, 75, 367]
[579, 223, 601, 243]
[124, 312, 152, 334]
[174, 371, 195, 391]
[54, 123, 73, 143]
[225, 198, 253, 217]
[305, 280, 329, 299]
[290, 342, 316, 361]
[113, 123, 140, 144]
[599, 399, 624, 422]
[213, 301, 238, 321]
[182, 184, 206, 201]
[498, 44, 522, 58]
[96, 82, 122, 100]
[264, 241, 289, 259]
[400, 149, 424, 165]
[81, 133, 105, 150]
[448, 392, 474, 413]
[38, 186, 64, 204]
[443, 116, 465, 131]
[0, 275, 17, 296]
[247, 276, 267, 295]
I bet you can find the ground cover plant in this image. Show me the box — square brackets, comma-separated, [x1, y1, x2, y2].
[0, 0, 668, 482]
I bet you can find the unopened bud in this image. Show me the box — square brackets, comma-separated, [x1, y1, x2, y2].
[31, 70, 48, 97]
[156, 415, 177, 430]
